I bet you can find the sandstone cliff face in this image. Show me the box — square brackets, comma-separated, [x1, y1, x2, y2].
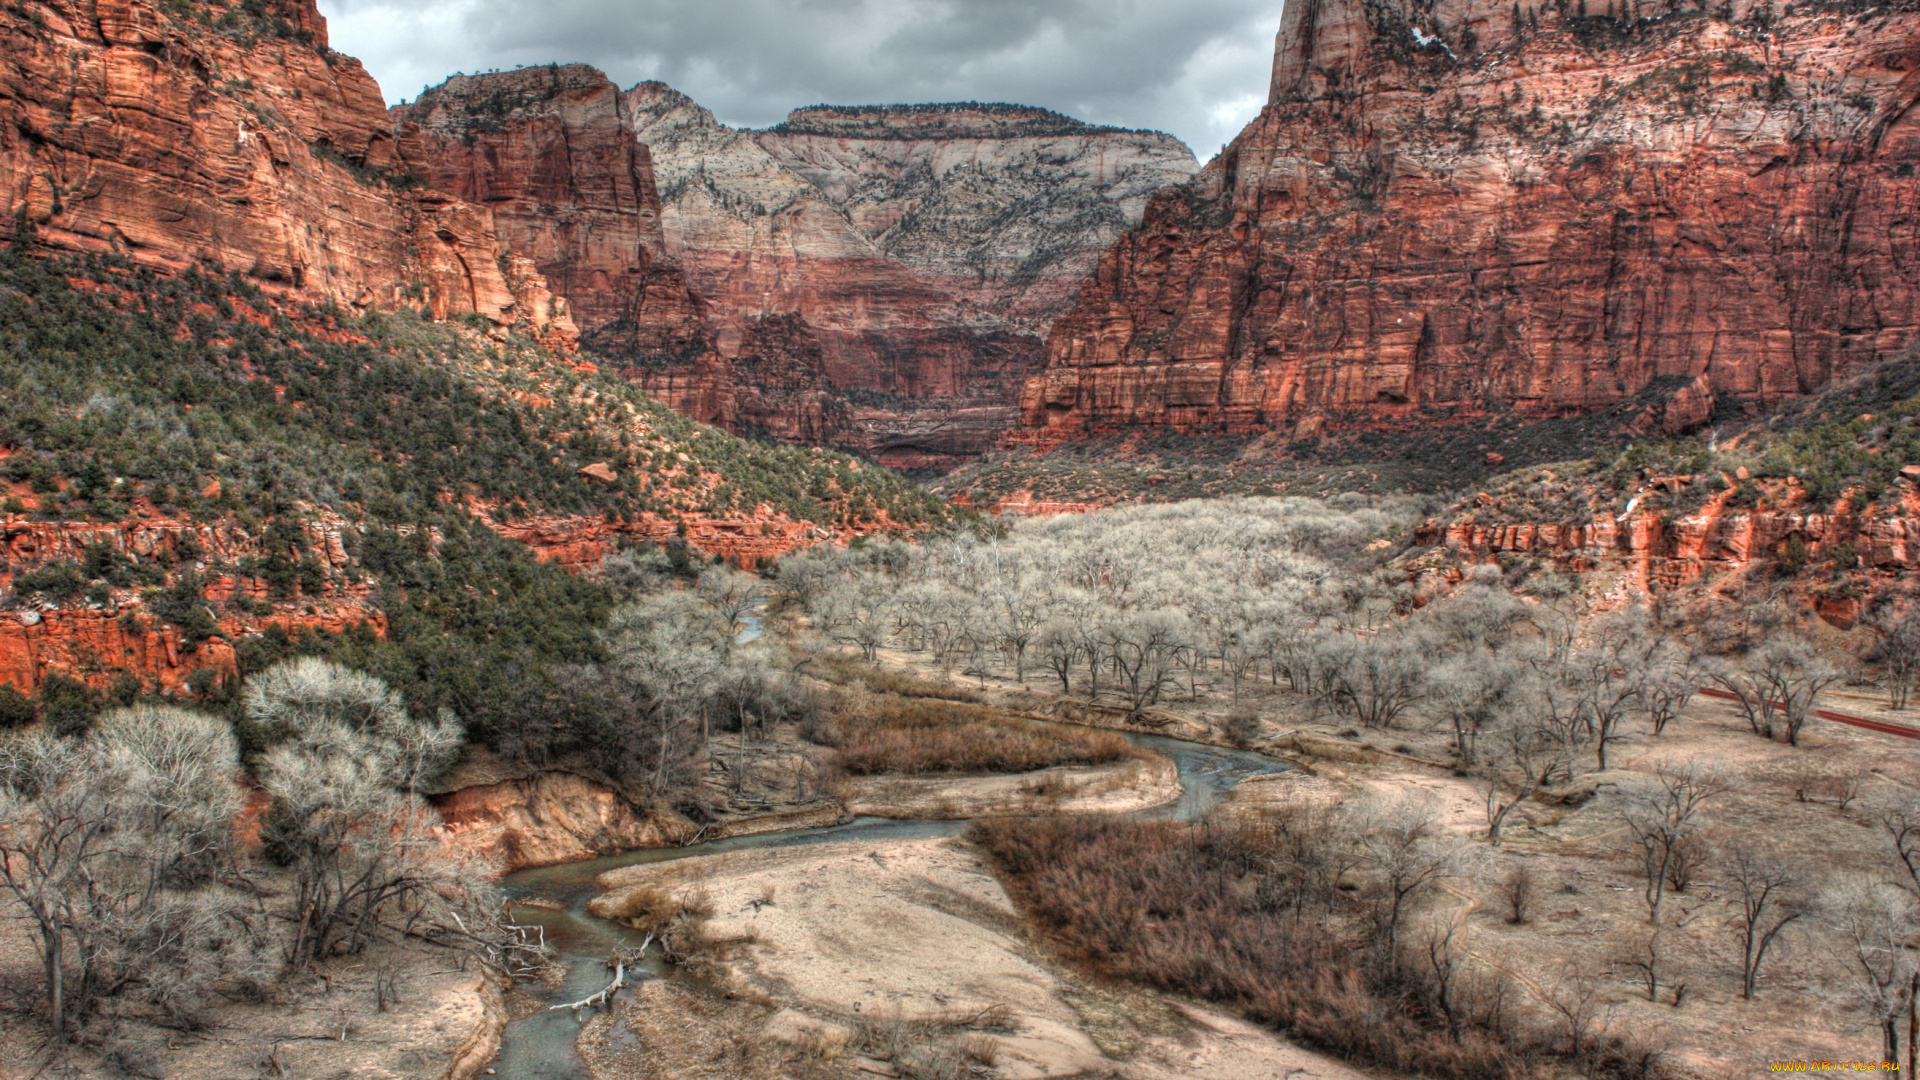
[1021, 0, 1920, 447]
[0, 0, 571, 340]
[623, 87, 1198, 468]
[394, 66, 715, 373]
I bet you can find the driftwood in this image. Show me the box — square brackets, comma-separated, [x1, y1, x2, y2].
[548, 936, 652, 1012]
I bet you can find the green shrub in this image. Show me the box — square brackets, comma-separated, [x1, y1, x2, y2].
[0, 683, 32, 728]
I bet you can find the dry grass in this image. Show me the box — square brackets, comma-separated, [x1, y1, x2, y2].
[971, 815, 1667, 1080]
[814, 656, 984, 703]
[812, 689, 1135, 776]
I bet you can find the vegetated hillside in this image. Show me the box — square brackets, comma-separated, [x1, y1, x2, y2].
[1410, 349, 1920, 615]
[978, 0, 1920, 501]
[0, 242, 962, 732]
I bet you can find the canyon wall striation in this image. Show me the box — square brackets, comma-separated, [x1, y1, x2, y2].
[0, 0, 573, 340]
[1019, 0, 1920, 449]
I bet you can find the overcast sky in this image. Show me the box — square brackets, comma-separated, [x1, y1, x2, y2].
[315, 0, 1286, 159]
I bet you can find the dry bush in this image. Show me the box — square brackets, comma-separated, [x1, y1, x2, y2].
[803, 1024, 852, 1060]
[1504, 865, 1535, 925]
[1018, 771, 1077, 801]
[600, 885, 683, 937]
[972, 814, 1670, 1080]
[817, 690, 1133, 775]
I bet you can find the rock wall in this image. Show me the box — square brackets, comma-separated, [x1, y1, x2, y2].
[1019, 0, 1920, 447]
[0, 0, 573, 340]
[1413, 478, 1920, 627]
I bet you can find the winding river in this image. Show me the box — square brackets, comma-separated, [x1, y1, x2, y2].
[489, 728, 1293, 1079]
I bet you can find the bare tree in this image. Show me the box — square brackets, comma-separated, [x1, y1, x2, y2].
[1538, 960, 1612, 1062]
[1643, 650, 1698, 736]
[1723, 844, 1806, 999]
[1354, 798, 1454, 952]
[816, 575, 895, 661]
[249, 659, 465, 971]
[1574, 612, 1657, 771]
[1877, 788, 1920, 895]
[695, 565, 768, 643]
[597, 593, 729, 795]
[1102, 610, 1192, 717]
[1313, 630, 1428, 729]
[1481, 673, 1584, 844]
[0, 708, 267, 1035]
[1428, 649, 1525, 765]
[1710, 637, 1842, 746]
[987, 583, 1047, 685]
[1824, 878, 1920, 1064]
[1867, 605, 1920, 710]
[1620, 761, 1726, 923]
[1034, 617, 1081, 695]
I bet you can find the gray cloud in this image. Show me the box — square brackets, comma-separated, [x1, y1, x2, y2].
[315, 0, 1284, 158]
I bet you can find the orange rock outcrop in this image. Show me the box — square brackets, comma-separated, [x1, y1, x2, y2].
[0, 512, 384, 695]
[1415, 484, 1920, 624]
[431, 771, 691, 872]
[1019, 0, 1920, 447]
[393, 65, 713, 368]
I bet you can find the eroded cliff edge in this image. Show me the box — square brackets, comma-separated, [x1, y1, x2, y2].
[1018, 0, 1920, 450]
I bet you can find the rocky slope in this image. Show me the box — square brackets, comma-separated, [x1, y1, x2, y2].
[1407, 358, 1920, 624]
[621, 88, 1199, 469]
[0, 0, 571, 340]
[1017, 0, 1920, 455]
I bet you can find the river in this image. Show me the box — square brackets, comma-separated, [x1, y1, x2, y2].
[488, 726, 1292, 1079]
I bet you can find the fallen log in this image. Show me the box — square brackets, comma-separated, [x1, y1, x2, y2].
[548, 936, 652, 1012]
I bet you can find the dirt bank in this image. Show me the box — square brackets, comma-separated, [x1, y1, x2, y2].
[844, 751, 1179, 819]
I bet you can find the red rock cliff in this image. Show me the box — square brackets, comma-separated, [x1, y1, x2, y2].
[393, 66, 714, 377]
[0, 0, 572, 340]
[1020, 0, 1920, 446]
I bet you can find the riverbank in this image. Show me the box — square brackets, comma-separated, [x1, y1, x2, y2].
[581, 833, 1366, 1080]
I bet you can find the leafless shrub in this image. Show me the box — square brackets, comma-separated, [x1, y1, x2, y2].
[1503, 865, 1535, 925]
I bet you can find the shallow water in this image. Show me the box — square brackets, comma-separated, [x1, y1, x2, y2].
[490, 724, 1292, 1078]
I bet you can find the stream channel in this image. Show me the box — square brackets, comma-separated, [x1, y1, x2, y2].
[489, 727, 1293, 1079]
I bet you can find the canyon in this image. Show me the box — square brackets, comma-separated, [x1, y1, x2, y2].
[402, 69, 1197, 470]
[1016, 0, 1920, 457]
